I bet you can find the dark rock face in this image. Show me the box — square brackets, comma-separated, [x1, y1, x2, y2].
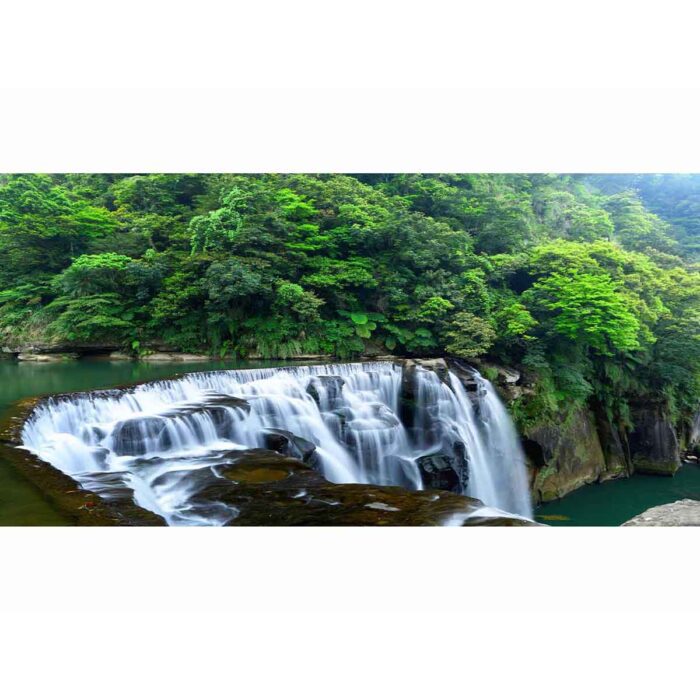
[628, 407, 680, 475]
[527, 408, 608, 502]
[416, 442, 468, 493]
[306, 375, 345, 408]
[592, 403, 630, 482]
[185, 448, 539, 526]
[398, 360, 419, 428]
[261, 428, 318, 467]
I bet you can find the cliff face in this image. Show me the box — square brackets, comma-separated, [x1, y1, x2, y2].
[524, 408, 627, 502]
[481, 365, 684, 504]
[627, 406, 681, 475]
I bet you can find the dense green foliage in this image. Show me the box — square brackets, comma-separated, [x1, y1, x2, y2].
[1, 173, 698, 432]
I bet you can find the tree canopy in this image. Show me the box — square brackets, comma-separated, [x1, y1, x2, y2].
[1, 172, 698, 433]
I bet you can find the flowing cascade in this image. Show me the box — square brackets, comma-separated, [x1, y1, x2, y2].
[20, 361, 533, 525]
[691, 410, 700, 446]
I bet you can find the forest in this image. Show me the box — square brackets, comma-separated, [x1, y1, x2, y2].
[1, 173, 699, 436]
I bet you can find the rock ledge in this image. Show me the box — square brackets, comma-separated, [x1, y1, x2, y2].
[622, 499, 700, 526]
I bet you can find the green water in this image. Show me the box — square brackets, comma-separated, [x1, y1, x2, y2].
[536, 463, 700, 526]
[0, 357, 284, 525]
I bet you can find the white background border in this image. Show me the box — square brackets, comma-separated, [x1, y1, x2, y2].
[2, 1, 699, 697]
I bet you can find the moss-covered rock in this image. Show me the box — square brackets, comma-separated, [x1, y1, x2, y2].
[527, 408, 608, 503]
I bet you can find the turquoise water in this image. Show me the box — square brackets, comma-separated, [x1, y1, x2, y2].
[0, 357, 284, 525]
[536, 463, 700, 526]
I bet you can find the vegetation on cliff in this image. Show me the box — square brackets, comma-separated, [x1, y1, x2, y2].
[1, 173, 698, 434]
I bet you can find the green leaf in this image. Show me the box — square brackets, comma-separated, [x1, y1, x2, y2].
[350, 312, 369, 325]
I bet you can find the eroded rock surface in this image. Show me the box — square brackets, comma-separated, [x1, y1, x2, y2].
[187, 448, 538, 526]
[622, 499, 700, 526]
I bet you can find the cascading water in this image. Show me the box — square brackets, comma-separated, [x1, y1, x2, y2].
[20, 361, 533, 525]
[691, 410, 700, 447]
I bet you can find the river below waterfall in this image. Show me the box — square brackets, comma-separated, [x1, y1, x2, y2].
[536, 461, 700, 526]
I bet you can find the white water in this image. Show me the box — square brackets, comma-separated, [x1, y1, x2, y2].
[691, 410, 700, 446]
[20, 361, 533, 525]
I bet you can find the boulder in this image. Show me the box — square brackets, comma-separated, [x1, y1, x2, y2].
[416, 442, 468, 493]
[261, 428, 318, 466]
[622, 499, 700, 526]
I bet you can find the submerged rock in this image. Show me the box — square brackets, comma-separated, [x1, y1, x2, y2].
[112, 416, 173, 456]
[306, 374, 346, 408]
[622, 499, 700, 526]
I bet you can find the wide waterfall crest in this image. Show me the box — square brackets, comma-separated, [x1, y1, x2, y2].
[21, 361, 533, 525]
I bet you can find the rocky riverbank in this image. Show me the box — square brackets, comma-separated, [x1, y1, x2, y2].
[622, 499, 700, 526]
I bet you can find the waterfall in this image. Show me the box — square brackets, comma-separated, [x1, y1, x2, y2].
[691, 410, 700, 446]
[20, 361, 533, 525]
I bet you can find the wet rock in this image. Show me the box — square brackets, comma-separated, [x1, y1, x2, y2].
[203, 394, 250, 412]
[622, 499, 700, 526]
[306, 375, 345, 408]
[186, 449, 540, 526]
[111, 416, 173, 456]
[628, 407, 680, 475]
[528, 408, 607, 503]
[81, 425, 108, 444]
[0, 438, 164, 526]
[416, 443, 468, 493]
[398, 360, 419, 427]
[261, 428, 318, 466]
[415, 358, 448, 381]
